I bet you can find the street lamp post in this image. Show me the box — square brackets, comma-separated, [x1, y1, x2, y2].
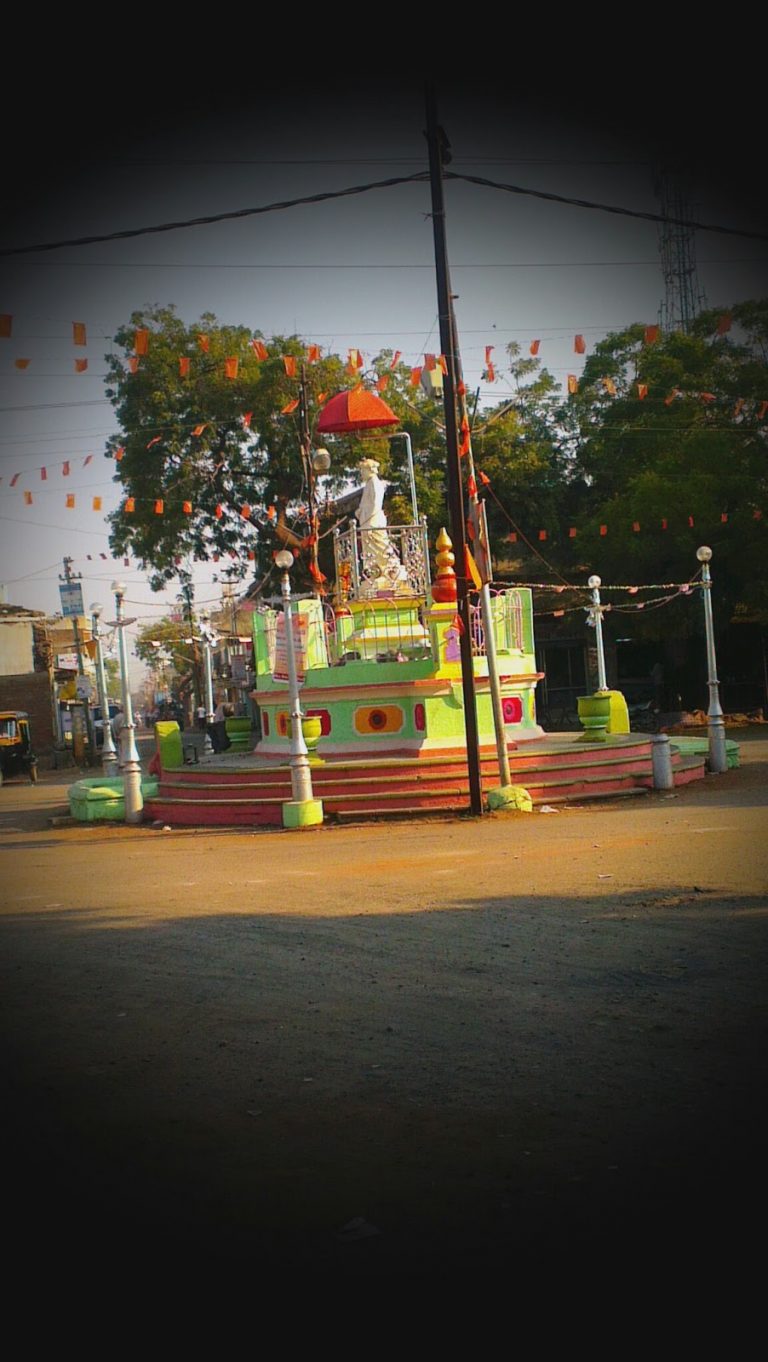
[696, 546, 728, 774]
[275, 549, 323, 828]
[587, 574, 609, 691]
[198, 611, 216, 757]
[90, 603, 119, 776]
[109, 581, 143, 824]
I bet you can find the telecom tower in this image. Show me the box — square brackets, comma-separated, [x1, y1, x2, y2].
[655, 167, 707, 333]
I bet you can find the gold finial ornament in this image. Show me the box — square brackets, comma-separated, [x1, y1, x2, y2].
[432, 527, 458, 603]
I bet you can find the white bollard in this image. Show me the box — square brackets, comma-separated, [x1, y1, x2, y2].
[651, 733, 674, 790]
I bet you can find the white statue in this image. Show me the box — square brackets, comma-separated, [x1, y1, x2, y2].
[355, 458, 408, 594]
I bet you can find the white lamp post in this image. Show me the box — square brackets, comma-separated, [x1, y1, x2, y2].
[696, 546, 728, 774]
[90, 602, 119, 776]
[109, 581, 143, 824]
[587, 574, 609, 692]
[274, 549, 323, 827]
[198, 610, 216, 757]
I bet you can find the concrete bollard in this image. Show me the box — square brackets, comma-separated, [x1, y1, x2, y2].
[651, 733, 674, 790]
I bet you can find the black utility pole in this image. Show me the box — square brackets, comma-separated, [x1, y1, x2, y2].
[425, 85, 484, 816]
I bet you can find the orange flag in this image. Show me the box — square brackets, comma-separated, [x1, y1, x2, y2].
[125, 498, 135, 513]
[410, 367, 422, 387]
[376, 374, 390, 392]
[128, 357, 140, 373]
[424, 353, 436, 371]
[308, 344, 321, 362]
[485, 362, 496, 382]
[146, 436, 161, 449]
[281, 399, 299, 414]
[114, 448, 124, 462]
[240, 505, 251, 520]
[179, 357, 190, 377]
[283, 355, 297, 377]
[215, 504, 223, 519]
[637, 383, 648, 400]
[600, 524, 607, 536]
[75, 358, 88, 373]
[390, 351, 402, 368]
[530, 339, 540, 356]
[24, 490, 33, 505]
[700, 392, 716, 404]
[40, 467, 47, 480]
[465, 547, 482, 590]
[92, 497, 102, 511]
[664, 389, 680, 406]
[242, 411, 252, 428]
[66, 494, 75, 509]
[197, 334, 210, 352]
[758, 401, 768, 420]
[602, 377, 616, 396]
[505, 532, 517, 543]
[438, 355, 448, 375]
[225, 357, 239, 380]
[538, 530, 547, 541]
[73, 322, 87, 346]
[0, 314, 12, 338]
[62, 461, 70, 476]
[134, 329, 149, 356]
[15, 358, 30, 369]
[568, 527, 577, 538]
[191, 424, 208, 436]
[154, 499, 164, 515]
[632, 522, 640, 532]
[182, 501, 192, 514]
[251, 339, 268, 360]
[720, 513, 728, 523]
[574, 335, 586, 354]
[82, 454, 93, 466]
[348, 348, 363, 370]
[644, 325, 660, 344]
[567, 375, 578, 394]
[316, 392, 327, 404]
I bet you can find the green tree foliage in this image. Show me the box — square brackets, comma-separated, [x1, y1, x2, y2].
[105, 309, 452, 591]
[558, 302, 768, 630]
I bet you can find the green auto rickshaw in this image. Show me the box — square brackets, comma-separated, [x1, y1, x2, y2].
[0, 711, 39, 786]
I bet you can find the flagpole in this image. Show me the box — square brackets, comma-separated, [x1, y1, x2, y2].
[425, 84, 483, 816]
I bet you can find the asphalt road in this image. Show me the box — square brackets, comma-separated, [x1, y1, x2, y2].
[1, 732, 767, 1285]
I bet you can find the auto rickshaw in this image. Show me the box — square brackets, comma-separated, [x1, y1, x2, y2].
[0, 711, 39, 786]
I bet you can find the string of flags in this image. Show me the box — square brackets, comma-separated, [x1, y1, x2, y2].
[4, 312, 758, 401]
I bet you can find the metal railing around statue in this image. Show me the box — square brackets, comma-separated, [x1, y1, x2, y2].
[333, 519, 432, 603]
[469, 589, 527, 657]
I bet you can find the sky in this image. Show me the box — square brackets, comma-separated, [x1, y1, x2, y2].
[2, 67, 766, 675]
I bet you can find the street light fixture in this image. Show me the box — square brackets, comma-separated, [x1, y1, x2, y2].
[696, 546, 727, 773]
[587, 575, 609, 692]
[90, 602, 119, 776]
[109, 580, 143, 824]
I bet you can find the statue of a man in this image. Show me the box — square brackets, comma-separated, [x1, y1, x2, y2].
[355, 458, 408, 592]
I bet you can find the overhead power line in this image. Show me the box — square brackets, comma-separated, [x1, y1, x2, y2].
[1, 169, 766, 259]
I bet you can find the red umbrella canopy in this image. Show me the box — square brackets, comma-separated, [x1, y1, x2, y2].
[316, 388, 399, 434]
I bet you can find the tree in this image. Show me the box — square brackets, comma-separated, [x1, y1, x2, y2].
[104, 310, 456, 593]
[554, 302, 768, 633]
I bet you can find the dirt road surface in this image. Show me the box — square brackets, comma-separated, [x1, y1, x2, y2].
[2, 734, 767, 1283]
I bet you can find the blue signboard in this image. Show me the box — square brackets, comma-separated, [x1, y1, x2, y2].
[59, 581, 84, 617]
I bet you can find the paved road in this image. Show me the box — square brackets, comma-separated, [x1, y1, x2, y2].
[1, 732, 767, 1284]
